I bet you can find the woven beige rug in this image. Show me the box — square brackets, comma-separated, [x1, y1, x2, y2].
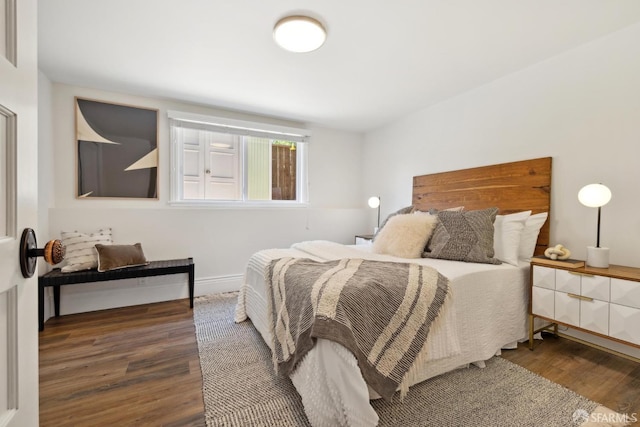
[194, 292, 630, 427]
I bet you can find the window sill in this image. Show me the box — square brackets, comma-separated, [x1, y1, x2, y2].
[167, 200, 309, 209]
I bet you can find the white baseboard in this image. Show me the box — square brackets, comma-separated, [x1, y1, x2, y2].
[42, 273, 244, 320]
[195, 274, 244, 296]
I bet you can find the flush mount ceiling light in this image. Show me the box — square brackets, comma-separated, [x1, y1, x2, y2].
[273, 15, 326, 53]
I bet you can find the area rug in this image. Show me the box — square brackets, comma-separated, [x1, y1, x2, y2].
[194, 292, 628, 427]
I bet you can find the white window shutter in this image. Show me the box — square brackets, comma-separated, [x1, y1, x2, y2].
[204, 133, 240, 200]
[181, 128, 205, 199]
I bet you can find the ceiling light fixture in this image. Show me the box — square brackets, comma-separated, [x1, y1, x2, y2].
[273, 15, 326, 53]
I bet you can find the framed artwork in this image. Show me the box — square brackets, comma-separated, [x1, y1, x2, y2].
[75, 97, 158, 199]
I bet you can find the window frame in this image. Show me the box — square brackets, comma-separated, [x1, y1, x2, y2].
[168, 111, 310, 207]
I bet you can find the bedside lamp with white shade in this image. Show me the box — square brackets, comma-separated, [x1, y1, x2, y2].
[578, 183, 612, 268]
[368, 196, 381, 233]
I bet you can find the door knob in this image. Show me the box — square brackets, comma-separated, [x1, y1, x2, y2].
[19, 228, 65, 278]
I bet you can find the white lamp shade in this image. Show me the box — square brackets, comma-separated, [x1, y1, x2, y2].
[273, 16, 326, 53]
[368, 196, 380, 209]
[578, 184, 612, 208]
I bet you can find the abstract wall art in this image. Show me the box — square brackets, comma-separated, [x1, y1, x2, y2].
[75, 97, 158, 199]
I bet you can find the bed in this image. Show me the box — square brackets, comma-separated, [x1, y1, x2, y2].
[235, 157, 552, 426]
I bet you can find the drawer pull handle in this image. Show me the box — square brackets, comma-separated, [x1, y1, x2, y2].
[569, 271, 594, 277]
[568, 293, 594, 302]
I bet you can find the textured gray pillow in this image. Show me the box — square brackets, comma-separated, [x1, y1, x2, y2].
[423, 207, 501, 264]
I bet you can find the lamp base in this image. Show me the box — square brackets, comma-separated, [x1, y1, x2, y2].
[586, 246, 610, 268]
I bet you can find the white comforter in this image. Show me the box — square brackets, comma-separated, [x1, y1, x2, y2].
[235, 240, 529, 426]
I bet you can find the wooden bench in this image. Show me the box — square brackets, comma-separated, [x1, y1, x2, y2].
[38, 258, 194, 331]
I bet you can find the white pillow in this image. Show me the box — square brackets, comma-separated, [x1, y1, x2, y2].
[372, 213, 438, 259]
[60, 228, 113, 272]
[493, 211, 531, 266]
[518, 212, 549, 261]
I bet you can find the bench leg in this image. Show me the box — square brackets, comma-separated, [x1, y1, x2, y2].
[188, 264, 194, 309]
[54, 285, 61, 317]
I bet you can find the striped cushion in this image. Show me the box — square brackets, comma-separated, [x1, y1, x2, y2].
[60, 228, 113, 272]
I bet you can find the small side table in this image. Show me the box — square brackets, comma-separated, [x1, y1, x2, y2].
[355, 234, 374, 246]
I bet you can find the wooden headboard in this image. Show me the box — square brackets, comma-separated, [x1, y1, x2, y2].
[412, 157, 552, 255]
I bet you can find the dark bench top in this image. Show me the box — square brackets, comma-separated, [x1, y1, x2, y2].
[39, 258, 194, 286]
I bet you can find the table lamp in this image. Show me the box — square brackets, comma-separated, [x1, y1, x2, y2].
[368, 196, 381, 233]
[578, 183, 612, 268]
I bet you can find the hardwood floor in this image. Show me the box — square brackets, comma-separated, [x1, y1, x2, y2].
[40, 300, 640, 426]
[501, 333, 640, 426]
[39, 299, 205, 427]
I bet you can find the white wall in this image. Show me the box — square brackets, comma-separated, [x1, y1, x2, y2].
[42, 83, 367, 316]
[37, 71, 54, 270]
[363, 23, 640, 358]
[38, 72, 55, 321]
[364, 22, 640, 267]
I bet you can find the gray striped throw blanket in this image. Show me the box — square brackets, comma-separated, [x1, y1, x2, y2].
[268, 257, 449, 401]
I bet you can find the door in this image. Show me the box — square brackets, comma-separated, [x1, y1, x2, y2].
[0, 0, 39, 426]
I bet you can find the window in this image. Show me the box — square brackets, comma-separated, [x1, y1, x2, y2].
[169, 111, 309, 205]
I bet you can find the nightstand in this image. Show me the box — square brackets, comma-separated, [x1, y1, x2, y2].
[529, 260, 640, 351]
[354, 234, 374, 246]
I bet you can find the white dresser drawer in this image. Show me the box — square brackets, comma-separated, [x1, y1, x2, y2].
[555, 292, 580, 327]
[581, 274, 610, 302]
[555, 270, 580, 294]
[556, 270, 609, 301]
[610, 278, 640, 309]
[532, 266, 555, 290]
[580, 298, 609, 335]
[609, 303, 640, 345]
[532, 286, 554, 318]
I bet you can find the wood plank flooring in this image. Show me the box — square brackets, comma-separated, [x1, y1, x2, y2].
[501, 333, 640, 426]
[40, 299, 640, 426]
[39, 299, 205, 427]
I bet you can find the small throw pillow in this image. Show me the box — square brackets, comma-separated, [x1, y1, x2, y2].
[518, 212, 549, 260]
[424, 207, 501, 264]
[372, 213, 438, 258]
[95, 243, 148, 272]
[376, 205, 415, 237]
[60, 228, 113, 272]
[493, 211, 531, 266]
